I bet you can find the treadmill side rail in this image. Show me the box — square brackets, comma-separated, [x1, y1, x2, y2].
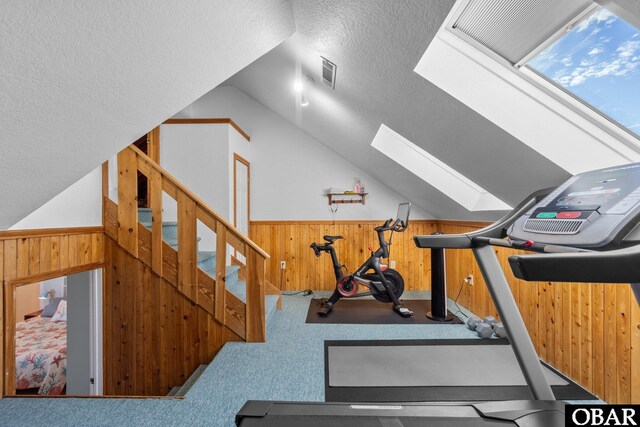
[473, 245, 555, 401]
[509, 244, 640, 284]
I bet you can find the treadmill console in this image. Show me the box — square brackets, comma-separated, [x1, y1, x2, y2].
[509, 163, 640, 249]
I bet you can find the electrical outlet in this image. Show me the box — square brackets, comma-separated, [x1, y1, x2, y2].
[464, 274, 475, 286]
[280, 261, 286, 269]
[390, 260, 397, 269]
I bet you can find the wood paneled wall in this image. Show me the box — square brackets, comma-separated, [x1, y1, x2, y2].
[439, 222, 640, 404]
[250, 221, 438, 291]
[103, 236, 241, 396]
[0, 227, 105, 396]
[1, 228, 104, 285]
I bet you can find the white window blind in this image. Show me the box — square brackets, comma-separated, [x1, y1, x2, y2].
[454, 0, 593, 63]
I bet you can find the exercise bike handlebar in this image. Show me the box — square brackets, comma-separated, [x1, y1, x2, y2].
[374, 218, 407, 233]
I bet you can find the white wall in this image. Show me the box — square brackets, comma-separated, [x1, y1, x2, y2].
[175, 86, 432, 221]
[160, 124, 231, 251]
[66, 269, 102, 396]
[10, 166, 102, 230]
[66, 270, 92, 395]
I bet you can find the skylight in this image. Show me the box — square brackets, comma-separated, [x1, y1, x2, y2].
[371, 125, 511, 211]
[527, 7, 640, 139]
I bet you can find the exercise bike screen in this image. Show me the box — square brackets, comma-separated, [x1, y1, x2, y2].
[396, 203, 411, 228]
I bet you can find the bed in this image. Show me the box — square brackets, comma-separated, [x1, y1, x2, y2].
[15, 316, 67, 395]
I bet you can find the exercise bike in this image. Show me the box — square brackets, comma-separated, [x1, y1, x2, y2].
[310, 203, 414, 318]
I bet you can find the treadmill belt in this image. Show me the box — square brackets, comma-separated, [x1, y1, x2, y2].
[325, 339, 597, 402]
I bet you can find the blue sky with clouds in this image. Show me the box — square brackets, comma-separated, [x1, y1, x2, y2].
[529, 7, 640, 136]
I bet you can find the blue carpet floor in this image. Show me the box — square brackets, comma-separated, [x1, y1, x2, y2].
[0, 292, 597, 426]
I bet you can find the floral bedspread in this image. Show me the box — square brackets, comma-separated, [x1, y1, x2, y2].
[15, 316, 66, 395]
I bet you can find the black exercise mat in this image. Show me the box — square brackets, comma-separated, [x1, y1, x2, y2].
[306, 298, 464, 324]
[324, 339, 598, 402]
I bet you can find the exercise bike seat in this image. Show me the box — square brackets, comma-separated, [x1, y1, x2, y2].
[323, 235, 344, 244]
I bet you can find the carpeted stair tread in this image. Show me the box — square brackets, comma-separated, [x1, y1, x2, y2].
[203, 264, 239, 280]
[265, 295, 280, 327]
[197, 251, 216, 272]
[161, 236, 201, 248]
[176, 364, 208, 396]
[140, 220, 178, 226]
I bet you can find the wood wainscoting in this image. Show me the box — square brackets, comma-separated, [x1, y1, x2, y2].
[1, 227, 105, 397]
[103, 236, 240, 396]
[250, 220, 439, 292]
[438, 221, 640, 405]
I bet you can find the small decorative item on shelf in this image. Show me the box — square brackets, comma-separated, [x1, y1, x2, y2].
[354, 178, 362, 193]
[326, 180, 368, 205]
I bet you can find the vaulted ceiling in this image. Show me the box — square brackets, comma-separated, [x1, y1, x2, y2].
[224, 0, 573, 220]
[4, 0, 639, 226]
[0, 0, 295, 228]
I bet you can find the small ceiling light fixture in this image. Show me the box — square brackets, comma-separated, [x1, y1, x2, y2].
[301, 93, 309, 107]
[293, 79, 304, 92]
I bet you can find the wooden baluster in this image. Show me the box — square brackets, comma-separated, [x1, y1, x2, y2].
[215, 225, 227, 323]
[246, 251, 266, 342]
[150, 169, 163, 276]
[177, 191, 197, 302]
[117, 149, 138, 256]
[0, 242, 3, 399]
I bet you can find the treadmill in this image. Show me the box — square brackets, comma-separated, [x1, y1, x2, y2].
[236, 163, 640, 426]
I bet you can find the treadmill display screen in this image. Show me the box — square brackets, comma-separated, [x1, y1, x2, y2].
[543, 164, 640, 214]
[510, 163, 640, 248]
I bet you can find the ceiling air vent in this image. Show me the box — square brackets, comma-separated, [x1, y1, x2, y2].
[322, 57, 336, 89]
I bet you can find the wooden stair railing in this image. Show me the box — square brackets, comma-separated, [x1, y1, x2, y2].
[108, 145, 270, 342]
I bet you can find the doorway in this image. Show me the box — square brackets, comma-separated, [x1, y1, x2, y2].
[9, 269, 103, 396]
[234, 154, 250, 237]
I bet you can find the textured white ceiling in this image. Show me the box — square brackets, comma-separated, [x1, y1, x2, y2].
[0, 0, 295, 228]
[224, 0, 572, 220]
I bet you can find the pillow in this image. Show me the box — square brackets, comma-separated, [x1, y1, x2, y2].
[51, 300, 67, 322]
[41, 297, 64, 317]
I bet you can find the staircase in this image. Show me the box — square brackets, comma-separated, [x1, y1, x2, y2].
[138, 208, 280, 327]
[101, 144, 281, 396]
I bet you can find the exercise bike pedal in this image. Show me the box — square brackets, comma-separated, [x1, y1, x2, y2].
[317, 300, 333, 317]
[395, 307, 414, 317]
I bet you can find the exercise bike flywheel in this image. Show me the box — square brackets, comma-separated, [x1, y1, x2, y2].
[337, 275, 359, 297]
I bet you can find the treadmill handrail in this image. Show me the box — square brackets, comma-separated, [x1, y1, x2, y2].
[510, 244, 640, 284]
[414, 188, 554, 249]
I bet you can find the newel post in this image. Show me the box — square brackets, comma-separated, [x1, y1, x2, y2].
[245, 251, 266, 342]
[117, 149, 138, 256]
